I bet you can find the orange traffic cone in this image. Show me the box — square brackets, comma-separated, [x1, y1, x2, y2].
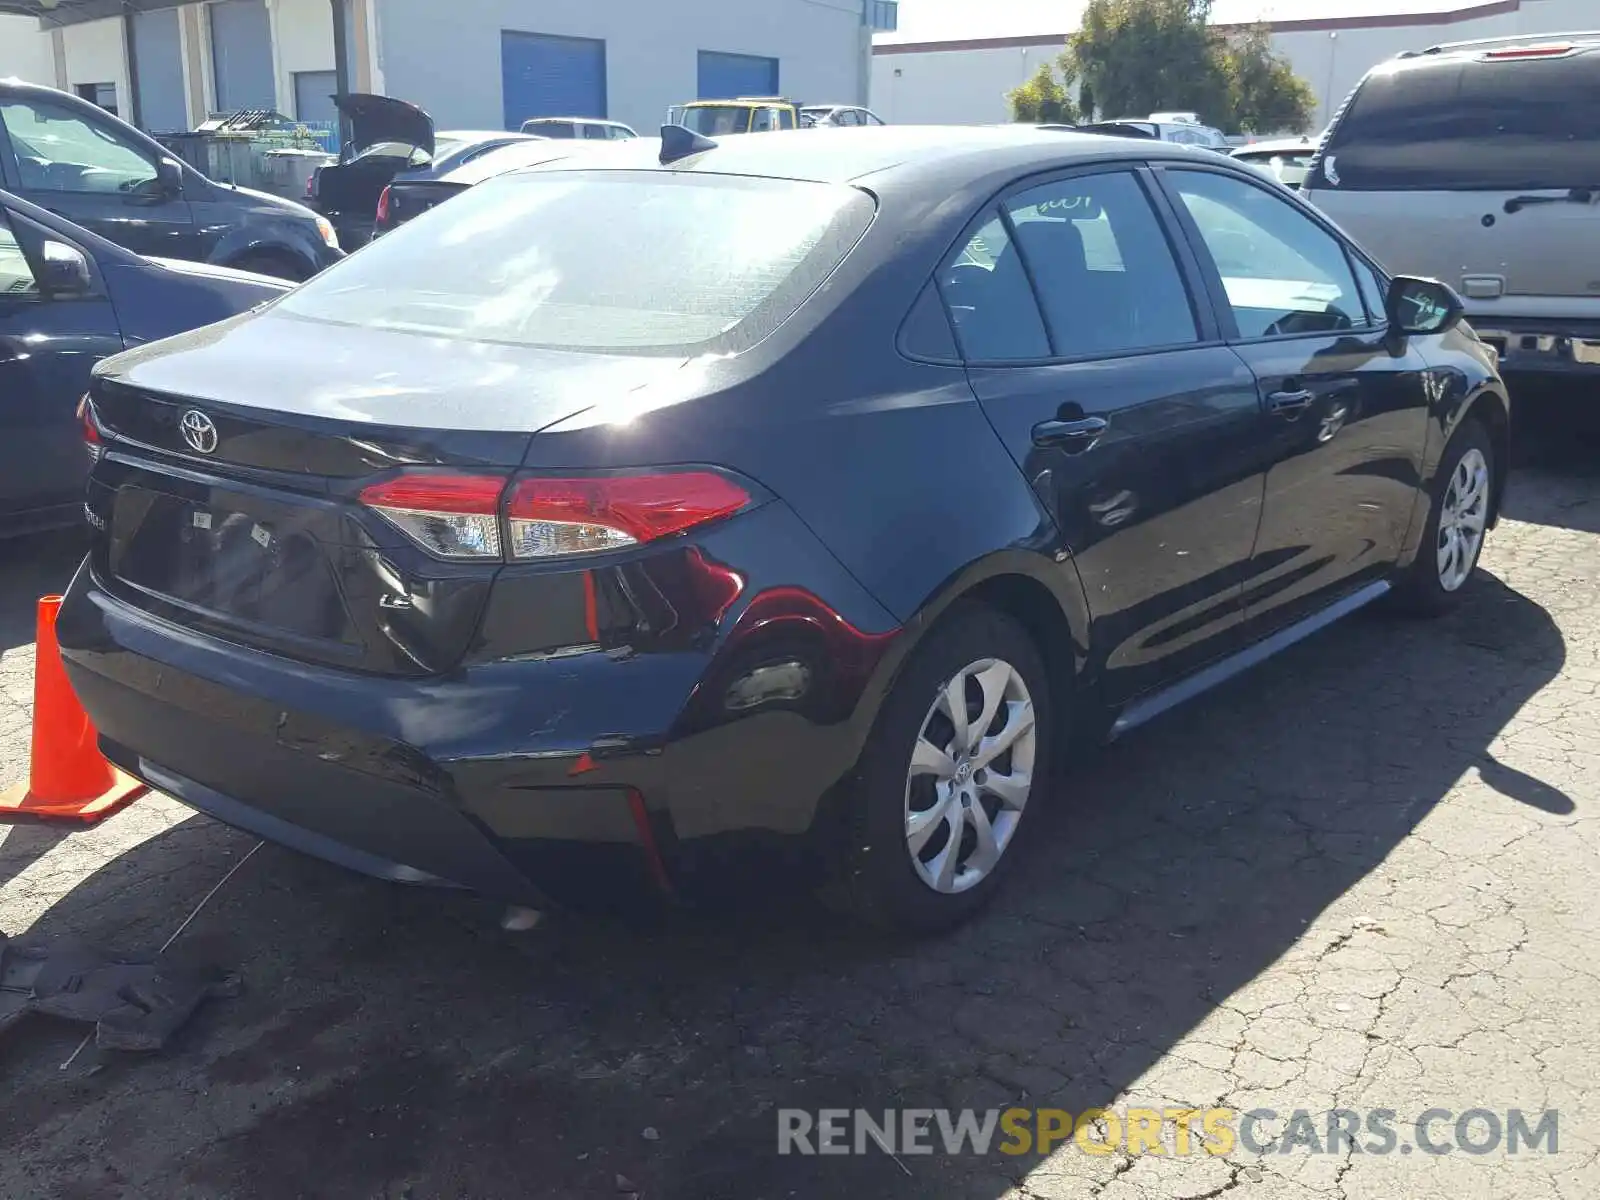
[0, 596, 145, 822]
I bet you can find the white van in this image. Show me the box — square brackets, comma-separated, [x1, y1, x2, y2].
[1303, 33, 1600, 377]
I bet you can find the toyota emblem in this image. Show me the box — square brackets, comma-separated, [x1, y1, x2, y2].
[178, 409, 218, 455]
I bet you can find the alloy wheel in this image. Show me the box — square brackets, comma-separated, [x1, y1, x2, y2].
[904, 657, 1037, 894]
[1437, 447, 1489, 593]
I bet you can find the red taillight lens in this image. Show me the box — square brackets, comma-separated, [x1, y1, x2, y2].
[375, 185, 391, 225]
[504, 472, 750, 560]
[1485, 43, 1572, 58]
[358, 469, 751, 562]
[359, 473, 506, 560]
[77, 395, 103, 462]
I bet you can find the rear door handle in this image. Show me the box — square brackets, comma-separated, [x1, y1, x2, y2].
[1032, 416, 1108, 452]
[1267, 389, 1314, 418]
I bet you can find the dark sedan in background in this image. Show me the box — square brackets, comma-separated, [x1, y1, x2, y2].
[0, 79, 343, 280]
[371, 135, 616, 236]
[307, 93, 540, 250]
[58, 128, 1508, 933]
[0, 189, 288, 538]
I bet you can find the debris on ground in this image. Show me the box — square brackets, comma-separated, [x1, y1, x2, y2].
[0, 932, 241, 1052]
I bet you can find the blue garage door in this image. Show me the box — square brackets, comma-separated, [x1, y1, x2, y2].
[697, 51, 779, 100]
[132, 7, 187, 132]
[210, 0, 276, 114]
[501, 32, 606, 129]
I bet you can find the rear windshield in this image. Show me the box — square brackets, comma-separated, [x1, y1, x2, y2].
[278, 170, 874, 355]
[1319, 50, 1600, 190]
[681, 106, 753, 135]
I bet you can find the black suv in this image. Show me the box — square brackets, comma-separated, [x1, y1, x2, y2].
[0, 80, 343, 280]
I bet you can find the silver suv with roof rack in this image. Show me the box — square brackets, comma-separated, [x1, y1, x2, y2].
[1304, 31, 1600, 378]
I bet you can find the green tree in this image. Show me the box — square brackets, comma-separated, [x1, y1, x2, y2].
[1067, 0, 1228, 125]
[1220, 25, 1316, 133]
[1007, 61, 1079, 124]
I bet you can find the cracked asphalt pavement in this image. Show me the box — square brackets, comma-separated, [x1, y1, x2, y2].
[2, 416, 1598, 1200]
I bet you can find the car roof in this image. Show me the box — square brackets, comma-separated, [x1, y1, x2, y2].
[1232, 137, 1317, 156]
[436, 130, 535, 143]
[1399, 32, 1600, 64]
[507, 124, 1232, 188]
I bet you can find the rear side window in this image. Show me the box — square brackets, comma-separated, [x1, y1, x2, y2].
[939, 212, 1051, 362]
[1004, 172, 1197, 358]
[1320, 51, 1600, 190]
[277, 171, 874, 356]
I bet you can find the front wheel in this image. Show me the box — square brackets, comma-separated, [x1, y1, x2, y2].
[829, 605, 1052, 934]
[1392, 417, 1495, 616]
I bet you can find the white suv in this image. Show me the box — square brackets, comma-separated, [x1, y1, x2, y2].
[1304, 33, 1600, 377]
[519, 118, 637, 141]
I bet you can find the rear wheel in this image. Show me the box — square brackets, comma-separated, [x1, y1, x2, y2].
[831, 605, 1052, 934]
[1392, 418, 1495, 616]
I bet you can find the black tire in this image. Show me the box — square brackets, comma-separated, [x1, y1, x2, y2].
[1391, 417, 1495, 617]
[829, 604, 1053, 935]
[229, 251, 308, 282]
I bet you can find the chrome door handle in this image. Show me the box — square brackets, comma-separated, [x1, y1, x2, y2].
[1268, 389, 1314, 417]
[1032, 416, 1108, 452]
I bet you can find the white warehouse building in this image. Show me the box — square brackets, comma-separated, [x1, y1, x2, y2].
[872, 0, 1598, 131]
[0, 0, 885, 137]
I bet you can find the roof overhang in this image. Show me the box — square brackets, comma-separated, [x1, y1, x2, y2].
[0, 0, 195, 29]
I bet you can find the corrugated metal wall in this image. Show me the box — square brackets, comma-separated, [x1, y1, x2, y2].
[500, 31, 607, 128]
[209, 0, 276, 112]
[131, 6, 187, 131]
[697, 50, 779, 99]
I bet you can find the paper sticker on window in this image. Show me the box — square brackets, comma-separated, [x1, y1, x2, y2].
[251, 523, 271, 548]
[1033, 195, 1104, 219]
[192, 511, 212, 530]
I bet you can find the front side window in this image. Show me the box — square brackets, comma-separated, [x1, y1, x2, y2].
[1349, 254, 1389, 325]
[1170, 169, 1364, 338]
[939, 212, 1051, 362]
[1, 98, 157, 194]
[1004, 172, 1198, 358]
[581, 123, 609, 140]
[0, 211, 39, 298]
[277, 171, 874, 356]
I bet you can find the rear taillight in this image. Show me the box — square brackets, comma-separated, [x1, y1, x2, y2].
[359, 473, 505, 560]
[504, 472, 750, 560]
[305, 173, 317, 198]
[357, 469, 752, 562]
[375, 185, 391, 226]
[78, 395, 103, 464]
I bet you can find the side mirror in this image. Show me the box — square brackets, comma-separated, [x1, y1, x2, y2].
[39, 240, 93, 298]
[1386, 275, 1464, 336]
[155, 157, 183, 196]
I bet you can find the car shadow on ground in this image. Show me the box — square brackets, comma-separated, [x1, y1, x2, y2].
[0, 531, 85, 655]
[1505, 385, 1600, 533]
[0, 561, 1566, 1199]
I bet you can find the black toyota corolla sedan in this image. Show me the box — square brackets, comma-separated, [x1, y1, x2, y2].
[58, 127, 1509, 932]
